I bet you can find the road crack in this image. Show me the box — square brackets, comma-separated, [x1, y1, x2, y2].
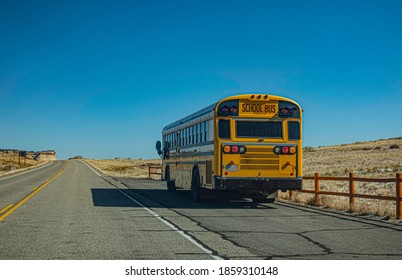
[109, 177, 257, 260]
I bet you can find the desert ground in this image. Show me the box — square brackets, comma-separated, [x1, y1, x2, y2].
[0, 152, 47, 177]
[85, 158, 161, 178]
[284, 137, 402, 220]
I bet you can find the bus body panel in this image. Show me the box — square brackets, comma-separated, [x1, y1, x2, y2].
[159, 93, 302, 199]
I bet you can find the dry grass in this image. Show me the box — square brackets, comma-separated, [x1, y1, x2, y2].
[85, 158, 161, 179]
[303, 137, 402, 178]
[280, 137, 402, 220]
[0, 152, 44, 176]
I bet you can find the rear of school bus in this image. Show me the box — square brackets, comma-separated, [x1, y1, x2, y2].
[213, 94, 302, 200]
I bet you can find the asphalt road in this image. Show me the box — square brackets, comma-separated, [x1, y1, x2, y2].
[0, 160, 401, 260]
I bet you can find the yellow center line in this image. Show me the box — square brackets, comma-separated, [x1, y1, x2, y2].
[0, 161, 69, 222]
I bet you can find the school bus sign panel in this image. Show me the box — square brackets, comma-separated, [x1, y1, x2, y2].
[239, 101, 278, 117]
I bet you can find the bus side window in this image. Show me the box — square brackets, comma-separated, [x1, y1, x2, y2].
[201, 122, 205, 142]
[218, 119, 231, 139]
[197, 123, 201, 143]
[205, 121, 209, 141]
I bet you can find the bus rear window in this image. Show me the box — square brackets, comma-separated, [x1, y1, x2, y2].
[218, 119, 231, 139]
[236, 121, 282, 138]
[288, 121, 300, 140]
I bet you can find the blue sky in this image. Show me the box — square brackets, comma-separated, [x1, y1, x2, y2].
[1, 0, 401, 159]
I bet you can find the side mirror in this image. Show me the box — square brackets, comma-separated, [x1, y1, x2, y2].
[155, 141, 162, 156]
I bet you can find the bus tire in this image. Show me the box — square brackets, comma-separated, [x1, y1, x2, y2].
[167, 180, 176, 192]
[165, 166, 176, 192]
[191, 167, 201, 202]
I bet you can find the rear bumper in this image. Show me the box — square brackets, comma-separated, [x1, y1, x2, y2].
[213, 176, 302, 192]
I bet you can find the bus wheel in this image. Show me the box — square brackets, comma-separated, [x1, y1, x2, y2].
[167, 180, 176, 192]
[165, 166, 176, 192]
[191, 168, 201, 202]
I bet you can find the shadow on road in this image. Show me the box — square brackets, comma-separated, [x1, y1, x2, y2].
[91, 188, 137, 207]
[91, 188, 277, 210]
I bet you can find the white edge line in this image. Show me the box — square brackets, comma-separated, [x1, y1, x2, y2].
[81, 160, 102, 177]
[0, 161, 54, 181]
[82, 160, 222, 260]
[116, 187, 223, 260]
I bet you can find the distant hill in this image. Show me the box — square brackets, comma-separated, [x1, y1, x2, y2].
[303, 137, 402, 177]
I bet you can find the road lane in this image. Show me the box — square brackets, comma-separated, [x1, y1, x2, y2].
[0, 160, 217, 259]
[115, 177, 402, 260]
[0, 161, 65, 214]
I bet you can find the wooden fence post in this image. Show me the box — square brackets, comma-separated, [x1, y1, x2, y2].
[314, 172, 320, 204]
[397, 173, 401, 220]
[349, 172, 355, 211]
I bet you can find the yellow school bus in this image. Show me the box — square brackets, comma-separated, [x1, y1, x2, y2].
[155, 93, 302, 202]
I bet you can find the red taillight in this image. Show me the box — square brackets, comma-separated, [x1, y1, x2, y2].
[288, 107, 297, 115]
[282, 146, 289, 154]
[221, 105, 229, 113]
[230, 106, 238, 114]
[279, 101, 300, 118]
[231, 145, 239, 153]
